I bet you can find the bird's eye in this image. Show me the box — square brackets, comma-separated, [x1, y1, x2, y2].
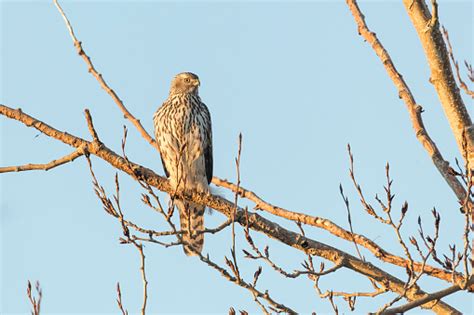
[184, 78, 191, 83]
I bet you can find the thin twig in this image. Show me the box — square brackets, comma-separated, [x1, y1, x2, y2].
[348, 146, 388, 224]
[460, 131, 472, 286]
[116, 283, 129, 315]
[231, 133, 243, 281]
[26, 281, 42, 315]
[195, 251, 296, 314]
[321, 288, 386, 299]
[327, 291, 339, 315]
[339, 183, 364, 259]
[113, 172, 148, 315]
[442, 26, 474, 98]
[84, 109, 101, 143]
[243, 225, 344, 279]
[134, 242, 148, 315]
[466, 61, 474, 83]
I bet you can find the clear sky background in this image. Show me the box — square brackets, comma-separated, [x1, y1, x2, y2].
[1, 0, 472, 313]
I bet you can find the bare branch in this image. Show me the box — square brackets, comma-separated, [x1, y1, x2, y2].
[321, 287, 386, 299]
[442, 26, 474, 98]
[119, 152, 294, 313]
[345, 0, 471, 211]
[348, 145, 389, 224]
[339, 183, 364, 260]
[382, 276, 474, 314]
[134, 242, 148, 315]
[53, 0, 159, 151]
[243, 223, 344, 280]
[85, 157, 148, 315]
[460, 131, 473, 285]
[84, 109, 101, 143]
[0, 1, 467, 313]
[212, 176, 468, 288]
[231, 133, 243, 281]
[466, 61, 474, 83]
[116, 283, 129, 315]
[327, 291, 339, 314]
[26, 281, 42, 315]
[0, 105, 461, 313]
[0, 148, 85, 173]
[196, 251, 296, 314]
[403, 0, 474, 165]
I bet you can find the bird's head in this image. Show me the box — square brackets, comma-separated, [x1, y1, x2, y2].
[169, 72, 200, 95]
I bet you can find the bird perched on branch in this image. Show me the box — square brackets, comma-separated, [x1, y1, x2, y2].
[153, 72, 213, 256]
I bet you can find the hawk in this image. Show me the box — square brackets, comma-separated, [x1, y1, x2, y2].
[153, 72, 213, 256]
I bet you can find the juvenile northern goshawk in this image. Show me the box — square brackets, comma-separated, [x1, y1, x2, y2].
[153, 72, 213, 256]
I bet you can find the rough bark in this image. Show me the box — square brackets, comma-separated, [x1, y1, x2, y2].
[402, 0, 474, 165]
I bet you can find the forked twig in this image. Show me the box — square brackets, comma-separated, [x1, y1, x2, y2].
[26, 281, 42, 315]
[116, 283, 129, 315]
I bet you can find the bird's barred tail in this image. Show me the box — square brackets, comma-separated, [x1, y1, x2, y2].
[176, 200, 205, 256]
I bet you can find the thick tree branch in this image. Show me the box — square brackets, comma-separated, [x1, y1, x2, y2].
[0, 104, 461, 313]
[402, 0, 474, 164]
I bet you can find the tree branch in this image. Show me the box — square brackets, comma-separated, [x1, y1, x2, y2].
[0, 104, 461, 313]
[442, 27, 474, 99]
[0, 148, 85, 173]
[345, 0, 471, 210]
[52, 0, 468, 295]
[382, 276, 474, 314]
[402, 0, 474, 164]
[53, 0, 159, 151]
[213, 176, 469, 289]
[26, 281, 42, 315]
[116, 283, 128, 315]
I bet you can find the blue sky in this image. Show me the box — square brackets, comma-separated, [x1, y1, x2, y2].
[1, 0, 472, 313]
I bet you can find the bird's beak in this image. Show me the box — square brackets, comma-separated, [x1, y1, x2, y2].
[193, 79, 200, 87]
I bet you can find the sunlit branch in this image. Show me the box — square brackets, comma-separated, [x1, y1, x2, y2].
[0, 104, 462, 312]
[53, 0, 159, 151]
[0, 148, 85, 173]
